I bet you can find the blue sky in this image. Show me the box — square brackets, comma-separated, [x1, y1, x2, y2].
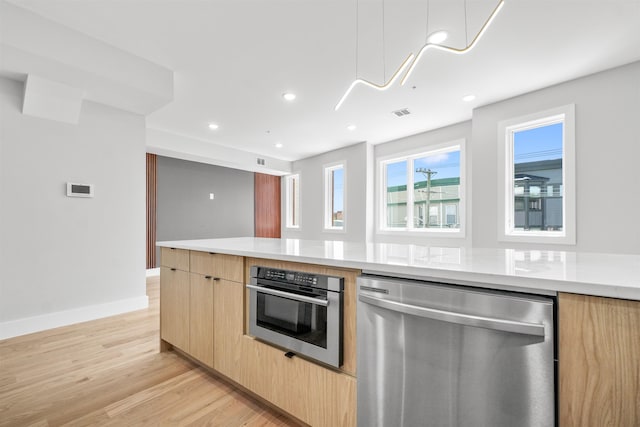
[514, 122, 563, 164]
[333, 168, 344, 211]
[386, 151, 461, 187]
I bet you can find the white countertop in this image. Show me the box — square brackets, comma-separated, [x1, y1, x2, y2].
[157, 237, 640, 300]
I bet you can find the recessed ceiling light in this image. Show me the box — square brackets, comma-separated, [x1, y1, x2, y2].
[347, 124, 357, 131]
[208, 123, 219, 130]
[282, 92, 296, 101]
[462, 94, 476, 102]
[427, 30, 448, 44]
[275, 142, 283, 148]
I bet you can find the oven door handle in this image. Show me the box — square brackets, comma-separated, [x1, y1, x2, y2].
[246, 284, 329, 307]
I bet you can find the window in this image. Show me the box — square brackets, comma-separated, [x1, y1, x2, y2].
[379, 140, 465, 235]
[324, 163, 345, 230]
[285, 174, 300, 228]
[498, 104, 575, 244]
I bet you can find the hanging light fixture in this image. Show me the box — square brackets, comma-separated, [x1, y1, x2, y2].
[400, 0, 505, 85]
[334, 54, 415, 111]
[335, 0, 415, 111]
[334, 0, 505, 110]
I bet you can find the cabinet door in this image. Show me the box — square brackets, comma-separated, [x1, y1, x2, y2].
[238, 336, 356, 427]
[559, 293, 640, 426]
[213, 279, 244, 380]
[160, 266, 190, 351]
[189, 273, 214, 367]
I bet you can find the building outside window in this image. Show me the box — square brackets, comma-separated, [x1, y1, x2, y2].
[379, 140, 464, 235]
[285, 174, 299, 228]
[324, 163, 345, 230]
[498, 104, 575, 244]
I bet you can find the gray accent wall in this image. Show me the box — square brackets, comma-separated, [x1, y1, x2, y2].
[156, 156, 254, 260]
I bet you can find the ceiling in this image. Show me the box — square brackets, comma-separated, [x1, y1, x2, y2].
[5, 0, 640, 162]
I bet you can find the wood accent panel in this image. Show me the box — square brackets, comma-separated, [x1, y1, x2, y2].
[255, 173, 281, 238]
[190, 251, 243, 282]
[559, 293, 640, 427]
[245, 257, 360, 377]
[214, 279, 245, 382]
[160, 266, 190, 351]
[189, 273, 215, 368]
[0, 277, 299, 426]
[146, 153, 157, 269]
[160, 247, 190, 271]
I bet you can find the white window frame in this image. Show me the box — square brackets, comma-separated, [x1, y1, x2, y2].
[285, 173, 300, 229]
[498, 104, 576, 244]
[377, 139, 466, 237]
[323, 162, 346, 232]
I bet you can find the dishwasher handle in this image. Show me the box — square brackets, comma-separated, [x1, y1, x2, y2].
[359, 293, 545, 337]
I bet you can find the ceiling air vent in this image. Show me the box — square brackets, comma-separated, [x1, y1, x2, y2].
[392, 108, 411, 117]
[256, 158, 265, 165]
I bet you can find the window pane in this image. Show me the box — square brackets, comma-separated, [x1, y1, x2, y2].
[445, 204, 457, 225]
[292, 177, 298, 226]
[385, 161, 407, 227]
[513, 122, 563, 231]
[286, 175, 299, 227]
[413, 150, 460, 229]
[331, 168, 344, 228]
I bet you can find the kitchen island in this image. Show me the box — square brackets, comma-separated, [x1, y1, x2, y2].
[157, 237, 639, 427]
[157, 237, 640, 300]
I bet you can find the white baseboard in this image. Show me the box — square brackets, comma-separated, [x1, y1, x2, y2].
[0, 295, 149, 341]
[146, 267, 160, 277]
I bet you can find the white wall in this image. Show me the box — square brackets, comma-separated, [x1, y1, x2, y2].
[0, 77, 147, 339]
[281, 142, 373, 242]
[374, 121, 473, 247]
[471, 61, 640, 254]
[282, 61, 640, 255]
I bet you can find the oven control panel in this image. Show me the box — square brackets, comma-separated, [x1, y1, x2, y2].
[264, 268, 318, 286]
[251, 266, 343, 292]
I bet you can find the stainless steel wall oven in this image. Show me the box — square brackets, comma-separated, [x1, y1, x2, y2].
[247, 266, 344, 368]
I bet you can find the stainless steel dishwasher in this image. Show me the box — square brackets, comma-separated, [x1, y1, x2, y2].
[357, 274, 556, 427]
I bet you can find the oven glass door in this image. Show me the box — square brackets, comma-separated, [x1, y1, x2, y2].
[257, 288, 328, 349]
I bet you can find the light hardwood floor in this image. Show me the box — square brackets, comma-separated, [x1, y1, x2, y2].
[0, 276, 300, 427]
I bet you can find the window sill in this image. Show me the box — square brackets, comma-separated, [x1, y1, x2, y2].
[323, 227, 346, 234]
[378, 228, 466, 238]
[499, 231, 575, 245]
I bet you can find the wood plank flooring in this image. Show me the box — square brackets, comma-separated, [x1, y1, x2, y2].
[0, 276, 299, 427]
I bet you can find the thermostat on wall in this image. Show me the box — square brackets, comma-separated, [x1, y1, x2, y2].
[66, 182, 94, 198]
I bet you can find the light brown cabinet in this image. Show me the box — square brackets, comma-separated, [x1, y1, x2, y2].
[213, 278, 244, 381]
[189, 273, 215, 367]
[190, 251, 243, 282]
[160, 250, 244, 371]
[160, 247, 189, 271]
[159, 266, 190, 351]
[160, 250, 359, 426]
[559, 292, 640, 427]
[238, 335, 356, 426]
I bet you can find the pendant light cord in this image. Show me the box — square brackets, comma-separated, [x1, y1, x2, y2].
[382, 0, 386, 82]
[425, 0, 430, 43]
[464, 0, 469, 45]
[355, 0, 359, 79]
